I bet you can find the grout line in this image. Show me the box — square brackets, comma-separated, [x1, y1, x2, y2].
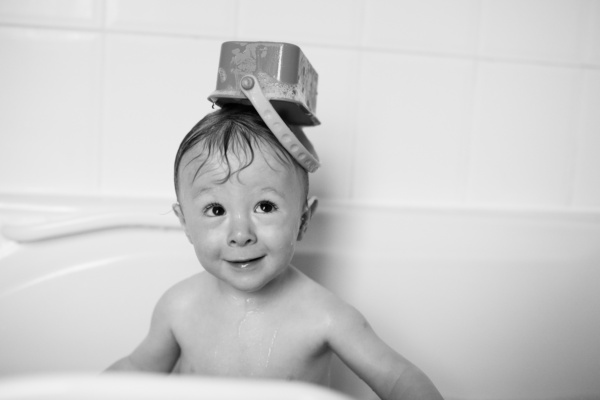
[97, 0, 108, 195]
[99, 0, 107, 29]
[357, 0, 368, 48]
[567, 69, 588, 208]
[566, 0, 596, 207]
[315, 197, 600, 220]
[463, 0, 485, 204]
[346, 0, 369, 200]
[0, 21, 232, 42]
[2, 21, 599, 71]
[346, 49, 363, 201]
[233, 0, 241, 39]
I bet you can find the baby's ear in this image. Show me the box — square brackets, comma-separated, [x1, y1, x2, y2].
[297, 196, 318, 241]
[173, 203, 192, 244]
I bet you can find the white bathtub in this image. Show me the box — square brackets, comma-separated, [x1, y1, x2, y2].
[1, 193, 599, 400]
[0, 374, 352, 400]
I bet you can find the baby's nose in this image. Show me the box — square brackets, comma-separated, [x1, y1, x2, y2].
[227, 215, 257, 247]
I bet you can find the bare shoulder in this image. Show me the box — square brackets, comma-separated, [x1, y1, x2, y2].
[289, 267, 368, 332]
[153, 272, 206, 316]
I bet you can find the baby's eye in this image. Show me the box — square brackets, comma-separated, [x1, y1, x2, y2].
[204, 203, 226, 217]
[255, 201, 277, 214]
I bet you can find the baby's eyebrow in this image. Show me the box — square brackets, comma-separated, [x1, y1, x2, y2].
[191, 185, 217, 198]
[260, 187, 285, 197]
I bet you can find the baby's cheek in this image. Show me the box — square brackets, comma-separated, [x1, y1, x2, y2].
[190, 229, 221, 257]
[268, 225, 298, 251]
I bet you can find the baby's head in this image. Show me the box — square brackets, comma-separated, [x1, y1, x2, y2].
[172, 104, 317, 293]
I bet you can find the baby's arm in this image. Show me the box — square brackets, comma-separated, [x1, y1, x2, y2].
[105, 288, 181, 373]
[327, 303, 443, 400]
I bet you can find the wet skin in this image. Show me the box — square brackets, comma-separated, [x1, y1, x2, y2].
[106, 145, 444, 400]
[136, 147, 333, 382]
[167, 267, 336, 383]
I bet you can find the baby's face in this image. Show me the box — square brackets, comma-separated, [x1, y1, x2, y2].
[176, 146, 306, 294]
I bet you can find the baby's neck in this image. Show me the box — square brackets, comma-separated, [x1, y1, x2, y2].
[215, 266, 296, 309]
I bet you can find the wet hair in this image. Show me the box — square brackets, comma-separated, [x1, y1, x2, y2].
[174, 104, 309, 202]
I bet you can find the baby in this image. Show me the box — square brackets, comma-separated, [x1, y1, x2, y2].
[106, 104, 443, 400]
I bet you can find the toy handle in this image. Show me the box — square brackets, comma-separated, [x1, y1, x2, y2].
[240, 75, 320, 173]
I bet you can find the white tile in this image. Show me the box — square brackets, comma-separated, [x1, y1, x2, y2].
[106, 0, 236, 37]
[572, 70, 600, 207]
[479, 0, 588, 63]
[468, 62, 580, 207]
[363, 0, 480, 56]
[352, 52, 475, 205]
[583, 0, 600, 66]
[297, 46, 361, 201]
[102, 35, 221, 197]
[0, 27, 102, 194]
[237, 0, 363, 46]
[0, 0, 102, 28]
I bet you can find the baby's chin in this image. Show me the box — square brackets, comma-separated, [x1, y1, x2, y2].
[223, 278, 273, 295]
[228, 266, 292, 294]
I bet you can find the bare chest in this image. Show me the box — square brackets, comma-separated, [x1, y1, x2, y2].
[172, 305, 331, 383]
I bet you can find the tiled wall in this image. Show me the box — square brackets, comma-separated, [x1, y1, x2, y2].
[1, 0, 599, 211]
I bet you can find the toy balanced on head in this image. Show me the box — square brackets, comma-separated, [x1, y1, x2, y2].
[208, 41, 320, 173]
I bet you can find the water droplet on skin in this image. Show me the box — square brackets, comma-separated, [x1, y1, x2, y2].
[265, 329, 278, 368]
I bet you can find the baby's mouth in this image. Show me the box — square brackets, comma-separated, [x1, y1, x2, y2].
[228, 256, 265, 269]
